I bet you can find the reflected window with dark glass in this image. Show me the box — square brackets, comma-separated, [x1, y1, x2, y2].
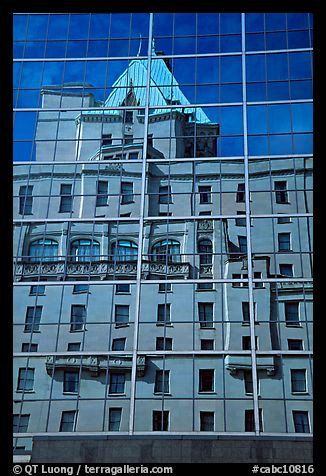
[116, 283, 130, 293]
[63, 371, 79, 393]
[19, 185, 33, 215]
[112, 241, 137, 262]
[29, 239, 58, 262]
[236, 183, 245, 202]
[275, 181, 289, 204]
[59, 411, 77, 432]
[280, 264, 293, 277]
[112, 338, 126, 351]
[245, 409, 263, 432]
[288, 339, 303, 350]
[70, 305, 86, 332]
[21, 343, 38, 352]
[109, 408, 122, 431]
[24, 306, 42, 332]
[293, 411, 310, 433]
[198, 302, 213, 328]
[238, 236, 247, 253]
[152, 240, 180, 263]
[154, 370, 170, 394]
[159, 185, 172, 204]
[198, 239, 213, 265]
[59, 184, 73, 213]
[157, 304, 171, 325]
[121, 182, 134, 204]
[200, 412, 214, 431]
[153, 410, 169, 431]
[109, 373, 125, 394]
[156, 337, 172, 350]
[199, 369, 214, 392]
[244, 369, 254, 394]
[291, 369, 307, 393]
[114, 305, 129, 327]
[96, 180, 108, 207]
[201, 339, 214, 350]
[70, 239, 100, 262]
[278, 233, 291, 252]
[199, 185, 212, 204]
[285, 301, 300, 326]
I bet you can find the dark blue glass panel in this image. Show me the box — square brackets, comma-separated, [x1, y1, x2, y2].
[130, 13, 150, 38]
[246, 82, 267, 101]
[268, 104, 291, 134]
[220, 35, 241, 53]
[179, 86, 195, 103]
[197, 36, 219, 54]
[291, 103, 313, 132]
[266, 32, 287, 50]
[108, 39, 131, 57]
[288, 30, 311, 49]
[173, 37, 196, 55]
[265, 13, 286, 31]
[85, 61, 108, 88]
[290, 80, 312, 100]
[63, 61, 86, 84]
[27, 14, 49, 40]
[68, 14, 90, 40]
[287, 13, 309, 30]
[13, 142, 35, 162]
[245, 13, 264, 33]
[246, 55, 266, 82]
[45, 41, 67, 58]
[289, 52, 312, 80]
[248, 135, 268, 156]
[220, 106, 243, 135]
[87, 40, 109, 57]
[13, 61, 22, 89]
[106, 60, 129, 86]
[220, 13, 241, 34]
[24, 41, 46, 59]
[246, 33, 265, 51]
[221, 136, 243, 156]
[293, 133, 312, 154]
[196, 57, 219, 84]
[66, 41, 88, 58]
[153, 13, 174, 37]
[17, 89, 41, 108]
[48, 14, 69, 40]
[13, 15, 28, 40]
[220, 56, 242, 83]
[20, 62, 43, 88]
[42, 62, 65, 86]
[247, 106, 267, 134]
[220, 83, 242, 103]
[14, 112, 37, 141]
[174, 13, 196, 35]
[266, 53, 288, 81]
[267, 81, 290, 101]
[196, 85, 217, 103]
[13, 42, 25, 58]
[89, 14, 110, 39]
[269, 135, 292, 155]
[155, 37, 173, 55]
[197, 13, 220, 34]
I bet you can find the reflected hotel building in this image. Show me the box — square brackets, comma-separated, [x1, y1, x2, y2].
[13, 13, 313, 462]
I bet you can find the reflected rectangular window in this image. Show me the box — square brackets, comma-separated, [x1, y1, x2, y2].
[116, 284, 130, 293]
[244, 369, 254, 394]
[59, 411, 77, 432]
[199, 369, 214, 392]
[19, 185, 33, 215]
[275, 181, 289, 204]
[21, 343, 38, 352]
[112, 338, 126, 351]
[159, 185, 172, 204]
[242, 302, 250, 324]
[158, 283, 172, 293]
[242, 336, 258, 350]
[157, 304, 171, 325]
[153, 410, 169, 431]
[198, 302, 213, 328]
[63, 371, 79, 393]
[293, 411, 310, 433]
[96, 180, 108, 207]
[288, 339, 303, 350]
[285, 302, 300, 326]
[109, 408, 122, 431]
[278, 233, 291, 251]
[124, 110, 133, 124]
[156, 337, 172, 350]
[201, 339, 214, 350]
[236, 211, 246, 227]
[238, 236, 247, 253]
[121, 182, 134, 204]
[291, 369, 307, 393]
[236, 183, 245, 202]
[154, 370, 170, 394]
[67, 343, 81, 351]
[24, 306, 42, 332]
[70, 305, 86, 332]
[13, 414, 30, 433]
[200, 412, 214, 431]
[280, 264, 293, 277]
[101, 134, 112, 146]
[17, 368, 34, 391]
[109, 373, 125, 394]
[73, 284, 89, 294]
[59, 184, 73, 213]
[30, 285, 45, 295]
[245, 409, 263, 432]
[114, 305, 129, 327]
[199, 185, 212, 204]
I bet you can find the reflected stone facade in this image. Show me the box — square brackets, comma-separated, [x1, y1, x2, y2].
[13, 12, 313, 462]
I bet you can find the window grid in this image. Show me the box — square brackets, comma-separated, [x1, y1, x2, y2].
[13, 12, 313, 445]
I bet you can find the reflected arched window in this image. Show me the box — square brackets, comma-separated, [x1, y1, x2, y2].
[198, 239, 213, 265]
[111, 240, 138, 262]
[152, 240, 181, 263]
[29, 239, 58, 262]
[70, 239, 100, 262]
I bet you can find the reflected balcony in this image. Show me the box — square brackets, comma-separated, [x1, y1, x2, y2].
[225, 355, 276, 376]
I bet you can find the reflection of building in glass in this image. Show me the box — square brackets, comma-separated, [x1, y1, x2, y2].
[13, 13, 313, 463]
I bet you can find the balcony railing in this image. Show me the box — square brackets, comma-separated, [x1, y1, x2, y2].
[225, 355, 275, 376]
[15, 260, 190, 280]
